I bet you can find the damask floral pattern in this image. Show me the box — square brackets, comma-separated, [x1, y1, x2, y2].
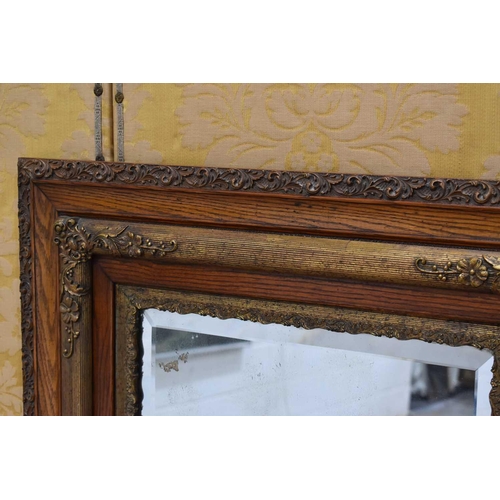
[0, 280, 20, 357]
[0, 215, 17, 277]
[61, 84, 113, 160]
[0, 84, 50, 416]
[0, 360, 22, 415]
[0, 84, 49, 174]
[176, 84, 469, 175]
[121, 84, 163, 163]
[0, 84, 94, 415]
[480, 89, 500, 179]
[482, 154, 500, 179]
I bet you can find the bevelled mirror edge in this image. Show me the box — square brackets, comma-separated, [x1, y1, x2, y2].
[115, 286, 500, 416]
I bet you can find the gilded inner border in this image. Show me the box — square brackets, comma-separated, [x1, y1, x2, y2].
[115, 286, 500, 416]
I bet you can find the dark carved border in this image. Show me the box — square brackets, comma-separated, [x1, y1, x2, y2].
[117, 286, 500, 416]
[19, 157, 500, 205]
[18, 160, 35, 415]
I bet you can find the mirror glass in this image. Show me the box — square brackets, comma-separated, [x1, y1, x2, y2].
[142, 309, 493, 416]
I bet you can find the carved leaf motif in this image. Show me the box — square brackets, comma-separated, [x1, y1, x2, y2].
[484, 256, 500, 270]
[18, 158, 500, 205]
[53, 217, 178, 358]
[415, 255, 500, 291]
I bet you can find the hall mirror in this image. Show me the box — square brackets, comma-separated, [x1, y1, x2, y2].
[142, 309, 493, 416]
[18, 158, 500, 415]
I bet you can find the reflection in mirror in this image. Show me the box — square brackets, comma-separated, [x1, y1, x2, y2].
[142, 310, 493, 416]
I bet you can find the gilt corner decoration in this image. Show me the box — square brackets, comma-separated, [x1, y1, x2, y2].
[18, 158, 500, 416]
[414, 256, 500, 292]
[54, 218, 178, 358]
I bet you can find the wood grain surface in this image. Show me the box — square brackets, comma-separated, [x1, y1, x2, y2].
[97, 258, 500, 325]
[38, 182, 500, 248]
[92, 261, 114, 416]
[32, 186, 60, 415]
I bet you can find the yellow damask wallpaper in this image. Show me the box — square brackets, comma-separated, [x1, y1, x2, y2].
[124, 84, 500, 179]
[1, 83, 500, 415]
[0, 84, 113, 415]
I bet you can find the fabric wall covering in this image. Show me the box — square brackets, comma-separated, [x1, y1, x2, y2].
[0, 84, 113, 415]
[1, 83, 499, 415]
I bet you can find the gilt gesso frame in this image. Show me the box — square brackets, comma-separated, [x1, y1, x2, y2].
[18, 158, 500, 415]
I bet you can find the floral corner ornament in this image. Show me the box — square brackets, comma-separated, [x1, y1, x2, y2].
[415, 255, 500, 292]
[54, 217, 178, 358]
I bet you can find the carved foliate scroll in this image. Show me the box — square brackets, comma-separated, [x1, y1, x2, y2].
[54, 218, 177, 358]
[415, 255, 500, 292]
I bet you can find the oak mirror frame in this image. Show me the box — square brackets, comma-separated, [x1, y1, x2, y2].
[18, 157, 500, 416]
